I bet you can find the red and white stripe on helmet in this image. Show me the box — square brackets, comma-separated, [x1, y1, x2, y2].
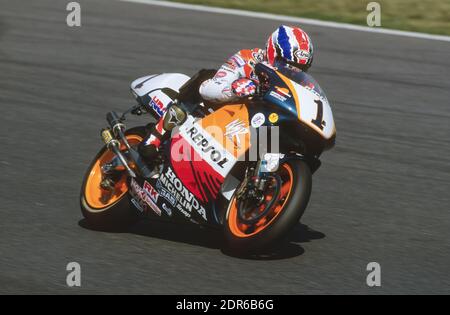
[266, 25, 314, 70]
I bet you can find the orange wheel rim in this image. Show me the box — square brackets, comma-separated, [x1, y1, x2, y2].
[228, 163, 295, 238]
[84, 134, 142, 210]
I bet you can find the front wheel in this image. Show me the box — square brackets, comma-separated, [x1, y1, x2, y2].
[80, 127, 146, 228]
[224, 159, 312, 253]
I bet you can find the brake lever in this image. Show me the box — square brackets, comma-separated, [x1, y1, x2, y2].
[257, 71, 271, 95]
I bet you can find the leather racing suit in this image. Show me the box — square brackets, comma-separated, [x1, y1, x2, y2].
[139, 48, 266, 161]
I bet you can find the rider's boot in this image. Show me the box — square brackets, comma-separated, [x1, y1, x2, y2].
[139, 118, 166, 165]
[139, 103, 187, 165]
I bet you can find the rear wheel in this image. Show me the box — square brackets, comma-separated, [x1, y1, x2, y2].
[80, 127, 146, 228]
[224, 159, 312, 253]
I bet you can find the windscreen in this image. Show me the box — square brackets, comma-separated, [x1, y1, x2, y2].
[274, 60, 329, 102]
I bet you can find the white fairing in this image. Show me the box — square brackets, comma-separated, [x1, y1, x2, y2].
[131, 73, 190, 118]
[291, 81, 336, 140]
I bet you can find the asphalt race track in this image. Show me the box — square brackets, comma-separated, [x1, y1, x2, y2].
[1, 0, 449, 294]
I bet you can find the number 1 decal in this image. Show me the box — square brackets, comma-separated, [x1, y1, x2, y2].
[311, 99, 326, 130]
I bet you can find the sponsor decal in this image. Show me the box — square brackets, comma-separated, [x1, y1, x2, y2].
[274, 86, 291, 98]
[252, 50, 265, 63]
[215, 71, 228, 78]
[304, 82, 321, 98]
[134, 75, 157, 89]
[251, 113, 265, 128]
[183, 126, 230, 169]
[269, 86, 291, 102]
[131, 198, 144, 213]
[269, 113, 279, 124]
[224, 61, 237, 71]
[130, 178, 162, 216]
[178, 207, 191, 218]
[149, 95, 165, 117]
[167, 106, 182, 126]
[161, 203, 172, 216]
[294, 49, 310, 61]
[224, 119, 249, 149]
[269, 91, 287, 102]
[158, 167, 207, 221]
[156, 181, 177, 206]
[222, 87, 232, 95]
[261, 153, 284, 172]
[143, 181, 159, 203]
[229, 55, 245, 67]
[179, 117, 237, 178]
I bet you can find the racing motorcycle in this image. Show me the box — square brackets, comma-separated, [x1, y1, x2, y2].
[80, 60, 336, 253]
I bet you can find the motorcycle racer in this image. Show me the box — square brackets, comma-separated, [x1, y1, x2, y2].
[139, 25, 314, 163]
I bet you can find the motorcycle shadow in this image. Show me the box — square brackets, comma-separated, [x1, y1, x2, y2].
[223, 223, 326, 260]
[78, 219, 325, 260]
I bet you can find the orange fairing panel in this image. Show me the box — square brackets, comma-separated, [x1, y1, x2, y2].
[198, 104, 251, 160]
[172, 104, 251, 203]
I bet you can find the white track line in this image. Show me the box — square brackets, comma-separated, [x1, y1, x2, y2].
[119, 0, 450, 43]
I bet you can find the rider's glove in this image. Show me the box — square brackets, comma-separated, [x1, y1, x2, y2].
[231, 78, 258, 98]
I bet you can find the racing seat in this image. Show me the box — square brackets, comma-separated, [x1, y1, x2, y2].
[176, 69, 217, 116]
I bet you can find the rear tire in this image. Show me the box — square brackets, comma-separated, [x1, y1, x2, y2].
[224, 159, 312, 254]
[80, 127, 146, 228]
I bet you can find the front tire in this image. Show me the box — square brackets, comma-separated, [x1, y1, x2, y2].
[224, 159, 312, 254]
[80, 127, 146, 228]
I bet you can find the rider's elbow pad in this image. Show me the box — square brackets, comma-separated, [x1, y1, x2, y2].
[199, 79, 234, 103]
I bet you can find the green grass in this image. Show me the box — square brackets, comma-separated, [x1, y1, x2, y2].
[168, 0, 450, 36]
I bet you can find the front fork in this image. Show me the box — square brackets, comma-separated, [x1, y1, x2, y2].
[233, 154, 284, 223]
[100, 129, 136, 178]
[236, 153, 285, 200]
[100, 111, 153, 179]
